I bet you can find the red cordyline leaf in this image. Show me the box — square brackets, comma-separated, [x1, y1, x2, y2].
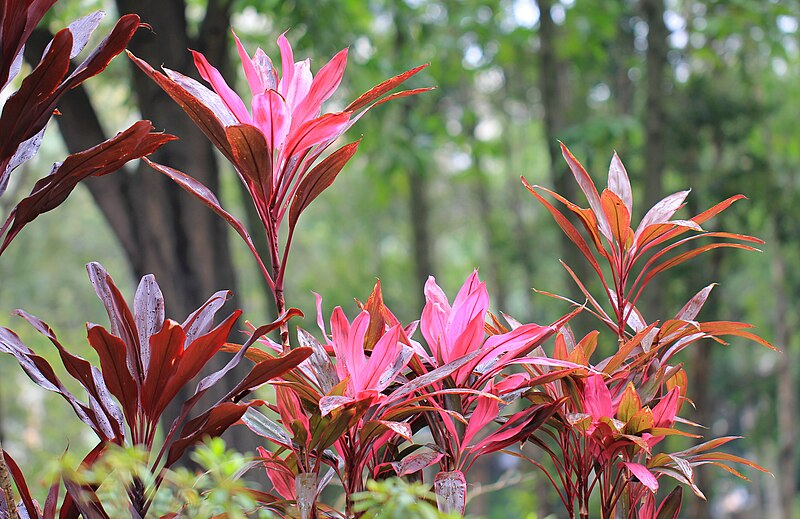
[0, 12, 147, 198]
[0, 0, 58, 87]
[0, 121, 175, 255]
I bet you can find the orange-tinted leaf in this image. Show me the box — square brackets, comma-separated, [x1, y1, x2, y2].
[643, 243, 759, 287]
[560, 143, 612, 241]
[617, 382, 641, 422]
[601, 189, 631, 247]
[523, 178, 603, 278]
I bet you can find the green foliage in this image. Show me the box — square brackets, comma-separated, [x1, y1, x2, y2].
[352, 478, 455, 519]
[63, 439, 268, 519]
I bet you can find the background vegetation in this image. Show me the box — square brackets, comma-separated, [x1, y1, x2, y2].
[0, 0, 797, 517]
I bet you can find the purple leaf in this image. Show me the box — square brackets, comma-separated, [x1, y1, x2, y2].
[66, 11, 105, 59]
[181, 290, 231, 346]
[133, 274, 164, 376]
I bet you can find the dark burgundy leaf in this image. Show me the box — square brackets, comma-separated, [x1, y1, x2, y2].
[61, 479, 108, 519]
[59, 442, 107, 519]
[288, 140, 360, 231]
[165, 402, 249, 467]
[155, 309, 303, 468]
[154, 311, 242, 420]
[43, 479, 60, 519]
[227, 347, 313, 402]
[225, 124, 272, 205]
[128, 52, 235, 163]
[62, 14, 139, 87]
[0, 28, 71, 158]
[0, 0, 58, 89]
[0, 327, 101, 436]
[86, 325, 138, 422]
[14, 310, 124, 441]
[1, 122, 175, 254]
[86, 262, 142, 382]
[2, 450, 36, 517]
[141, 320, 186, 422]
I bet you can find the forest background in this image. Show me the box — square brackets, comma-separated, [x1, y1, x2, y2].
[0, 0, 797, 517]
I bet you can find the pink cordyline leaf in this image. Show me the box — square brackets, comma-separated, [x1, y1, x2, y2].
[583, 374, 613, 421]
[623, 462, 659, 493]
[421, 271, 559, 386]
[329, 307, 406, 399]
[651, 387, 681, 428]
[461, 383, 500, 448]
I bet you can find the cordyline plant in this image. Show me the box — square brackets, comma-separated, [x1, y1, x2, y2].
[516, 144, 772, 519]
[239, 283, 434, 518]
[227, 274, 579, 518]
[411, 272, 580, 515]
[0, 262, 311, 517]
[128, 30, 432, 350]
[0, 4, 173, 517]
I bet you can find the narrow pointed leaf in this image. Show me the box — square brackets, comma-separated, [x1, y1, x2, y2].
[346, 63, 429, 112]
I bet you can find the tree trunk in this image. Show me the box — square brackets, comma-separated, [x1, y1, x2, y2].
[537, 0, 589, 323]
[639, 0, 670, 320]
[407, 155, 435, 308]
[772, 221, 797, 519]
[393, 9, 435, 310]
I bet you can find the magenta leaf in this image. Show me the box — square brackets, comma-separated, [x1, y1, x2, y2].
[623, 462, 659, 493]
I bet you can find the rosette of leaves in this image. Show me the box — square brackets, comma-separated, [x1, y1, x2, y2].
[0, 263, 310, 517]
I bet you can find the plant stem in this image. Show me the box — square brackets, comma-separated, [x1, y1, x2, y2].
[0, 438, 19, 519]
[267, 221, 290, 352]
